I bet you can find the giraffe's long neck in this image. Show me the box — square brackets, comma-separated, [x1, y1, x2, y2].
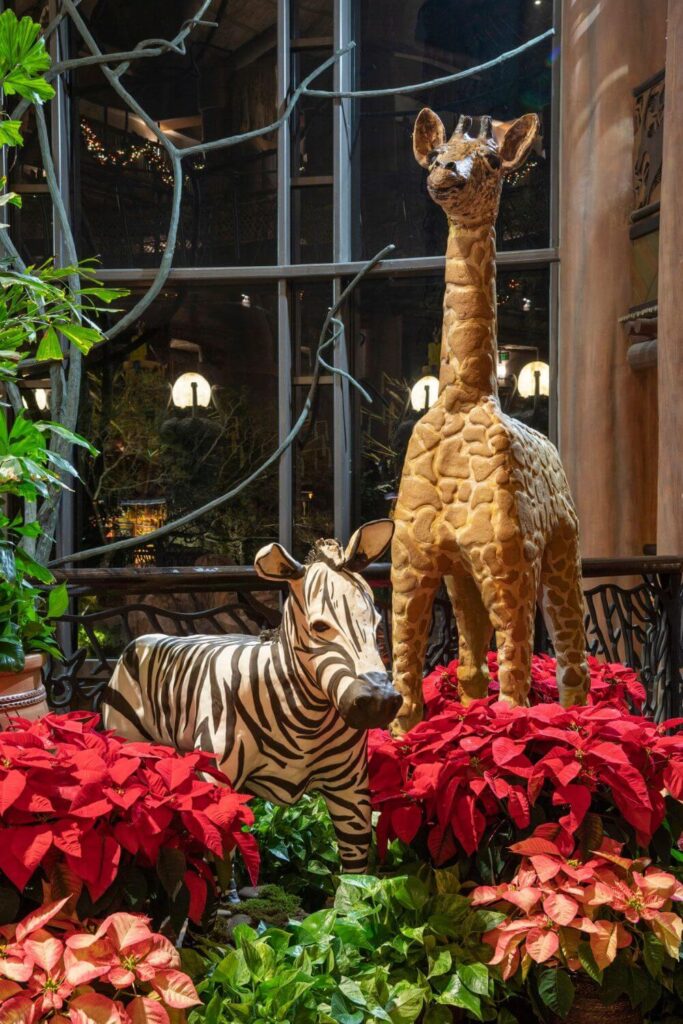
[439, 221, 498, 404]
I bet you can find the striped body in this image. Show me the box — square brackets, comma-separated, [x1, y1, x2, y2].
[101, 521, 400, 871]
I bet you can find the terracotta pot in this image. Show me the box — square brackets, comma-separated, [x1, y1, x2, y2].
[553, 977, 642, 1024]
[0, 653, 48, 728]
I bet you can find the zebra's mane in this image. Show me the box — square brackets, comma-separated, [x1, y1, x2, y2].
[304, 538, 345, 570]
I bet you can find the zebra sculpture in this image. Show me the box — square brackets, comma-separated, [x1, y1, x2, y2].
[101, 519, 401, 871]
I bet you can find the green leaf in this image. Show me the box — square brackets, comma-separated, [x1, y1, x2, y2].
[58, 322, 101, 353]
[423, 1009, 452, 1024]
[0, 120, 23, 147]
[35, 420, 98, 454]
[157, 847, 187, 899]
[36, 326, 63, 361]
[14, 546, 54, 584]
[437, 975, 483, 1019]
[427, 948, 451, 979]
[47, 582, 69, 619]
[578, 941, 604, 985]
[0, 633, 24, 672]
[459, 962, 490, 996]
[0, 542, 16, 583]
[387, 984, 424, 1024]
[642, 932, 666, 979]
[330, 991, 364, 1024]
[537, 969, 574, 1020]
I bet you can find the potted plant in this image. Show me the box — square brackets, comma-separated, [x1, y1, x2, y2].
[471, 828, 683, 1022]
[0, 9, 125, 721]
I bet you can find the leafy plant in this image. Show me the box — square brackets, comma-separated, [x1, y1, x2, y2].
[0, 896, 199, 1024]
[190, 869, 516, 1024]
[0, 712, 258, 931]
[0, 8, 127, 667]
[472, 827, 683, 1019]
[239, 795, 340, 909]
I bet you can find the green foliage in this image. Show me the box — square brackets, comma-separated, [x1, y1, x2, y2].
[0, 9, 126, 668]
[189, 870, 515, 1024]
[0, 10, 54, 104]
[240, 796, 340, 909]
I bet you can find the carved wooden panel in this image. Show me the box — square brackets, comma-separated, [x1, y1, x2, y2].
[633, 70, 665, 212]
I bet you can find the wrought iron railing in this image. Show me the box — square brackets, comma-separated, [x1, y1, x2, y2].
[48, 556, 682, 722]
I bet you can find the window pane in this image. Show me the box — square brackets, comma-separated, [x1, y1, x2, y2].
[292, 0, 333, 38]
[353, 0, 553, 260]
[291, 51, 333, 262]
[350, 267, 551, 528]
[78, 281, 279, 565]
[291, 281, 335, 557]
[8, 112, 52, 265]
[72, 2, 278, 268]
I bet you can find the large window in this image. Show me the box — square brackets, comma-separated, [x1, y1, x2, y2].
[39, 0, 559, 565]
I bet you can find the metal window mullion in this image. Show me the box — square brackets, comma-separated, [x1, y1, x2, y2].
[277, 0, 293, 548]
[332, 0, 353, 542]
[549, 0, 562, 444]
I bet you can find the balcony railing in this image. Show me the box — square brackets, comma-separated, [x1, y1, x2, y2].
[49, 556, 682, 722]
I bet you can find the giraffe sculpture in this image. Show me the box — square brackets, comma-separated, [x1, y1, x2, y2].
[390, 109, 589, 734]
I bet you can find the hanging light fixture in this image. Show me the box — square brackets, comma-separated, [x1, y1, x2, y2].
[410, 375, 439, 412]
[517, 360, 550, 399]
[171, 371, 212, 409]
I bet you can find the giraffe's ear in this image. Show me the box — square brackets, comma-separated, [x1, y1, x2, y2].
[413, 108, 446, 168]
[495, 113, 539, 173]
[344, 519, 394, 572]
[254, 543, 304, 583]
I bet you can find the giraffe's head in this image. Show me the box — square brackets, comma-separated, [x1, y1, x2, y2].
[413, 109, 539, 228]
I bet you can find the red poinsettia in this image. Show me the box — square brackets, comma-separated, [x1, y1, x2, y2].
[422, 653, 646, 717]
[369, 687, 683, 866]
[0, 713, 259, 922]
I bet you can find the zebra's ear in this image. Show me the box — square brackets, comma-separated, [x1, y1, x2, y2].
[254, 542, 305, 583]
[344, 519, 394, 572]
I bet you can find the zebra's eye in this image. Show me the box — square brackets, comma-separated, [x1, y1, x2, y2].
[311, 620, 332, 634]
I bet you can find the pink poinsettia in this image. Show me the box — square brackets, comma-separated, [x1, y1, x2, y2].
[0, 900, 199, 1024]
[471, 829, 683, 980]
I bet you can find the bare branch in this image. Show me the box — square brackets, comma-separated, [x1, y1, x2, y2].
[303, 28, 554, 99]
[48, 244, 395, 568]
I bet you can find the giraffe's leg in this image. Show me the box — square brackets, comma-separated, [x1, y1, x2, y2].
[320, 767, 371, 873]
[540, 524, 590, 707]
[482, 564, 539, 707]
[390, 563, 440, 734]
[445, 572, 493, 703]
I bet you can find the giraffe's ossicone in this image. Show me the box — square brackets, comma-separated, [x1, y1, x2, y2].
[390, 109, 590, 734]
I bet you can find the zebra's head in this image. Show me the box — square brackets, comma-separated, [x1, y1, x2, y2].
[254, 520, 401, 730]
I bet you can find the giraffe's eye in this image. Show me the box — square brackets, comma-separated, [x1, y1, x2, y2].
[486, 152, 501, 169]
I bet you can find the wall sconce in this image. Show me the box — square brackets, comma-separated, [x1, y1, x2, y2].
[171, 371, 212, 410]
[518, 360, 550, 398]
[410, 375, 439, 412]
[35, 388, 50, 411]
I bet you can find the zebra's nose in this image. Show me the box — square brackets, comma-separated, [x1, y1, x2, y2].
[338, 673, 402, 731]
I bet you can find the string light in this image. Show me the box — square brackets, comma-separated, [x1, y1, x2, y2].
[505, 157, 538, 188]
[80, 119, 203, 186]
